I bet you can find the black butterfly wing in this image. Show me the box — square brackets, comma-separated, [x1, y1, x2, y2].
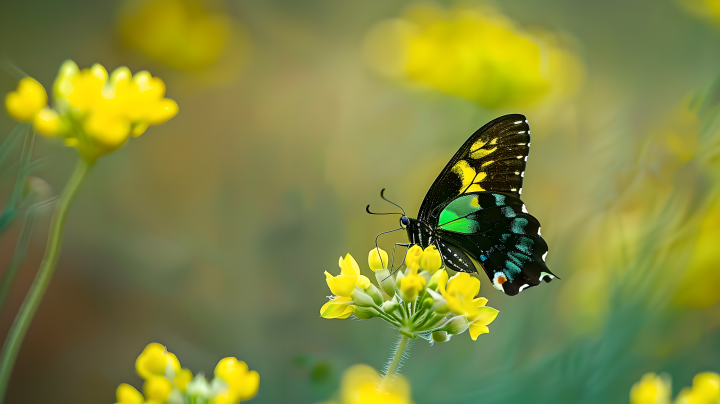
[432, 192, 556, 296]
[417, 114, 531, 223]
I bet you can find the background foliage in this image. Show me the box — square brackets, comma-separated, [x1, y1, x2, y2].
[1, 0, 720, 403]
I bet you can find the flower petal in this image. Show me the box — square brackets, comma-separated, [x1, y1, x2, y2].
[468, 306, 499, 325]
[469, 324, 489, 340]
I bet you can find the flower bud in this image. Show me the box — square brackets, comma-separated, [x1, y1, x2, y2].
[422, 297, 434, 310]
[431, 331, 449, 343]
[185, 374, 211, 398]
[419, 245, 442, 273]
[381, 300, 398, 314]
[364, 283, 385, 305]
[399, 273, 426, 302]
[351, 287, 376, 308]
[354, 306, 380, 319]
[374, 268, 396, 298]
[368, 247, 389, 272]
[405, 245, 423, 272]
[395, 269, 406, 289]
[440, 316, 470, 335]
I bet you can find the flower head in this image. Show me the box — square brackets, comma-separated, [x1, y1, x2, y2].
[630, 373, 672, 404]
[118, 343, 259, 404]
[4, 60, 178, 161]
[320, 247, 498, 342]
[368, 247, 389, 272]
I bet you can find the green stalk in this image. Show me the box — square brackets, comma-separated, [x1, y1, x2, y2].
[381, 334, 410, 392]
[0, 158, 93, 402]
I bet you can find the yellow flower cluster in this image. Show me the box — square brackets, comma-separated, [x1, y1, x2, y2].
[116, 343, 259, 404]
[321, 246, 498, 342]
[363, 3, 584, 109]
[318, 364, 413, 404]
[4, 60, 178, 161]
[630, 372, 720, 404]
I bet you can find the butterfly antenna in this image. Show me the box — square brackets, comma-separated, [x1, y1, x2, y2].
[380, 188, 406, 216]
[366, 205, 402, 215]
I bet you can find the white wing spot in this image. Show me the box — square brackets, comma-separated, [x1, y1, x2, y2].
[539, 272, 555, 282]
[524, 156, 528, 161]
[527, 142, 531, 146]
[522, 204, 528, 213]
[521, 172, 525, 177]
[542, 251, 548, 261]
[519, 188, 522, 195]
[516, 156, 523, 159]
[528, 131, 531, 135]
[518, 131, 526, 134]
[513, 120, 523, 124]
[511, 188, 517, 191]
[524, 119, 528, 123]
[518, 284, 530, 293]
[538, 227, 542, 236]
[515, 171, 519, 175]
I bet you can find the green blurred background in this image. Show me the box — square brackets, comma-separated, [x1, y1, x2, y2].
[2, 0, 720, 403]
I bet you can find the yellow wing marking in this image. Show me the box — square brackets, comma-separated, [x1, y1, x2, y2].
[470, 146, 497, 160]
[451, 160, 486, 194]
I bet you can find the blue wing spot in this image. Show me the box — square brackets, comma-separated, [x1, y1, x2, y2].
[480, 255, 487, 262]
[504, 261, 521, 279]
[516, 237, 534, 254]
[494, 194, 506, 206]
[511, 218, 529, 234]
[509, 251, 531, 264]
[501, 206, 516, 218]
[501, 233, 511, 242]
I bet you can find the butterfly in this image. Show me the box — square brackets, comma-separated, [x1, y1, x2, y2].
[371, 114, 557, 296]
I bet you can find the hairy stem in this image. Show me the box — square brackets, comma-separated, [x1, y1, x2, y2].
[381, 334, 410, 391]
[0, 158, 93, 402]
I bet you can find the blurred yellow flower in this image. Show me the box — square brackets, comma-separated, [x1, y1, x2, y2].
[340, 364, 413, 404]
[368, 247, 389, 271]
[118, 0, 249, 72]
[116, 383, 145, 404]
[630, 373, 672, 404]
[678, 0, 720, 25]
[363, 2, 584, 109]
[136, 343, 182, 380]
[118, 343, 260, 404]
[5, 77, 47, 122]
[4, 60, 178, 161]
[214, 357, 260, 403]
[418, 245, 442, 273]
[675, 373, 720, 404]
[325, 254, 371, 297]
[143, 376, 173, 403]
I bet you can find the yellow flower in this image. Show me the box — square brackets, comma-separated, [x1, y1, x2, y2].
[363, 3, 584, 109]
[404, 245, 423, 272]
[675, 372, 720, 404]
[214, 357, 260, 403]
[368, 247, 389, 271]
[173, 368, 193, 393]
[320, 296, 355, 319]
[116, 383, 145, 404]
[418, 245, 442, 273]
[136, 343, 181, 380]
[325, 254, 371, 297]
[441, 273, 498, 339]
[630, 373, 672, 404]
[340, 364, 413, 404]
[143, 376, 173, 403]
[5, 77, 48, 122]
[399, 272, 426, 302]
[18, 60, 179, 161]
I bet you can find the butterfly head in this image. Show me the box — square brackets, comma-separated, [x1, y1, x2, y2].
[400, 215, 410, 229]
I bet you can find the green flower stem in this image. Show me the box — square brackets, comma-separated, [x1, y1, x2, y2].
[381, 334, 410, 392]
[0, 158, 93, 403]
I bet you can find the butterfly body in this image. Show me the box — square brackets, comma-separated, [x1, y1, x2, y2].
[398, 114, 556, 296]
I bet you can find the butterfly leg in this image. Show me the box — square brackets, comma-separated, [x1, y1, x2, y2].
[389, 243, 411, 275]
